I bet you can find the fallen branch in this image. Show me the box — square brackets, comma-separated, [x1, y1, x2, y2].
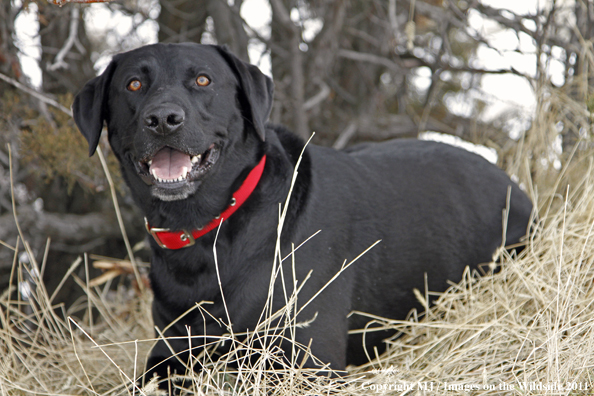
[0, 205, 137, 253]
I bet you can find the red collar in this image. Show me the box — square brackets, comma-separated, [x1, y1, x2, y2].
[144, 155, 266, 249]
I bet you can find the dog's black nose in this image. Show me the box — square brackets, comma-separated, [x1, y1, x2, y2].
[143, 104, 185, 135]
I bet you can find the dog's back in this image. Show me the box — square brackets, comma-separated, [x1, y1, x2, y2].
[294, 138, 533, 365]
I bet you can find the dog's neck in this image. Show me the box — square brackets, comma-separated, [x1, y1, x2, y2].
[144, 155, 267, 249]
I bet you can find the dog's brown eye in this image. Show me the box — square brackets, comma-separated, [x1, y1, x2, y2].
[196, 75, 210, 87]
[127, 80, 142, 91]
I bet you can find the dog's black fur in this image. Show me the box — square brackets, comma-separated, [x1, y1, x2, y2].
[72, 43, 533, 385]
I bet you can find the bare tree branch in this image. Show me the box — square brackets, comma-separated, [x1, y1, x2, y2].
[474, 3, 540, 39]
[47, 7, 80, 72]
[332, 122, 357, 150]
[48, 0, 113, 5]
[0, 72, 72, 116]
[337, 49, 403, 73]
[304, 82, 331, 111]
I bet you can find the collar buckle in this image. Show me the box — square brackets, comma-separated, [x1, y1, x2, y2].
[144, 217, 196, 249]
[177, 229, 196, 247]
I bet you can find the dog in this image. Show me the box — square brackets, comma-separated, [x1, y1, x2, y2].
[72, 43, 533, 386]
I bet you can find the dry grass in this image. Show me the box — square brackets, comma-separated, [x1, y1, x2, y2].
[348, 165, 594, 395]
[3, 68, 594, 396]
[0, 256, 154, 395]
[4, 145, 594, 396]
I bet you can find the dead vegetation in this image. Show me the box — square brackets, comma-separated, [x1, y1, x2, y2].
[2, 65, 594, 396]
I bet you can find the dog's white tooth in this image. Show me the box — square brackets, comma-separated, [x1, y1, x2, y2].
[151, 169, 157, 179]
[181, 166, 188, 179]
[148, 159, 152, 166]
[191, 155, 201, 164]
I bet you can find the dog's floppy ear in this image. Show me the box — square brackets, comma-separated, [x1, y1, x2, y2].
[72, 60, 117, 156]
[216, 46, 273, 141]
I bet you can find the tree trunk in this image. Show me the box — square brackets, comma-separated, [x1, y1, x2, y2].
[207, 0, 250, 61]
[270, 0, 310, 140]
[157, 0, 208, 43]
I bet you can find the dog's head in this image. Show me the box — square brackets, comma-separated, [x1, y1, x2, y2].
[73, 43, 273, 203]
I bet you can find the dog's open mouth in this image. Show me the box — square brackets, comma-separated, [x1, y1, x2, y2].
[135, 144, 220, 187]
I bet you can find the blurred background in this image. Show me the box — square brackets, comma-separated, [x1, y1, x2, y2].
[0, 0, 591, 310]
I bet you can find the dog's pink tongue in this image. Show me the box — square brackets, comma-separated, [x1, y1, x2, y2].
[149, 147, 192, 181]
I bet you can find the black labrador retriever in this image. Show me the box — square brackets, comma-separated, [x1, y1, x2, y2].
[72, 43, 533, 385]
